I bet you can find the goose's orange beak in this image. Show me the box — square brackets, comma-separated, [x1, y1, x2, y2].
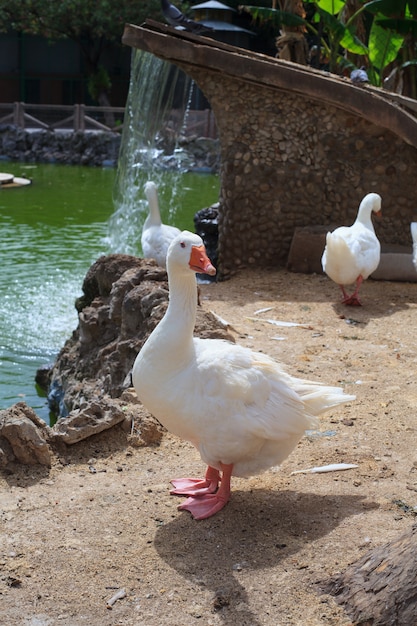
[189, 244, 216, 276]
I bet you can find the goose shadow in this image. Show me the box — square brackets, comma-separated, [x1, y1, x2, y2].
[329, 282, 417, 325]
[154, 488, 376, 625]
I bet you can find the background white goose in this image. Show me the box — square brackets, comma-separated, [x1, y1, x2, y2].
[411, 222, 417, 272]
[321, 193, 382, 306]
[141, 181, 181, 267]
[132, 231, 355, 520]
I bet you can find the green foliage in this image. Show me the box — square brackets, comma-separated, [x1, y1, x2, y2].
[240, 6, 306, 29]
[0, 0, 163, 102]
[368, 20, 404, 73]
[364, 0, 416, 18]
[242, 0, 417, 87]
[314, 0, 345, 15]
[242, 1, 368, 72]
[88, 65, 112, 101]
[312, 3, 368, 70]
[0, 0, 162, 40]
[363, 0, 417, 85]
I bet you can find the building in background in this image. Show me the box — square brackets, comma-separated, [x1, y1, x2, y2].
[0, 32, 131, 106]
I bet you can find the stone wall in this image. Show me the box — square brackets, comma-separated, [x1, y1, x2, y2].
[186, 70, 417, 279]
[0, 124, 220, 171]
[0, 125, 122, 167]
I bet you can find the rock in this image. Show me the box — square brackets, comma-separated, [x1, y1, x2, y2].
[0, 402, 52, 467]
[371, 244, 417, 282]
[35, 363, 52, 392]
[194, 204, 219, 282]
[322, 523, 417, 626]
[52, 399, 126, 445]
[0, 126, 122, 167]
[76, 254, 145, 311]
[286, 225, 335, 274]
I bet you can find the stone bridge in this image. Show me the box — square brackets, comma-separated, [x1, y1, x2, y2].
[123, 21, 417, 279]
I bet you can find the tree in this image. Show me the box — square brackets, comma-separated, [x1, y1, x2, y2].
[0, 0, 163, 105]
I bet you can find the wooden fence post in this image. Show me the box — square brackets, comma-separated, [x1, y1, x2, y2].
[14, 102, 25, 127]
[79, 104, 86, 131]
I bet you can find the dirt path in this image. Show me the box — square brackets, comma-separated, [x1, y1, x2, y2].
[1, 268, 417, 626]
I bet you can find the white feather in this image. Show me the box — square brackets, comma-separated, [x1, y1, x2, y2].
[290, 463, 358, 475]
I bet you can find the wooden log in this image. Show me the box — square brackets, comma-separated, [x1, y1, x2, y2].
[321, 523, 417, 626]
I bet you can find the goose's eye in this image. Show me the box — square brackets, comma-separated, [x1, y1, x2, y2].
[180, 242, 186, 248]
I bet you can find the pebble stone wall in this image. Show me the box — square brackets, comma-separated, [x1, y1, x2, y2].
[0, 125, 122, 167]
[179, 67, 417, 279]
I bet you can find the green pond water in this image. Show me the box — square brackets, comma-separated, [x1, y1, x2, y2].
[0, 162, 219, 423]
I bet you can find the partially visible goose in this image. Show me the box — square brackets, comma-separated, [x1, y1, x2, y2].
[141, 181, 181, 267]
[411, 222, 417, 272]
[132, 231, 355, 520]
[321, 193, 382, 306]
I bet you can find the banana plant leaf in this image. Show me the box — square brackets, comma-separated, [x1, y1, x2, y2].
[314, 0, 346, 15]
[240, 6, 305, 28]
[364, 0, 407, 14]
[368, 21, 404, 72]
[375, 17, 417, 36]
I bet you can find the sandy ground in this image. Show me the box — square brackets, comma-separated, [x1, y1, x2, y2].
[1, 268, 417, 626]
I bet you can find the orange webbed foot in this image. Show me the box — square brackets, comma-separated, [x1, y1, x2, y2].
[175, 463, 233, 520]
[170, 477, 218, 496]
[170, 466, 220, 496]
[178, 492, 230, 520]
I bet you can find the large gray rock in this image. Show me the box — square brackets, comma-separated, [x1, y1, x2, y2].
[0, 402, 52, 467]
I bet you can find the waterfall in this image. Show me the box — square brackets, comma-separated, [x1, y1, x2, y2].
[108, 49, 194, 255]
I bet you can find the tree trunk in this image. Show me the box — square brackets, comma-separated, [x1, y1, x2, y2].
[275, 0, 308, 65]
[321, 523, 417, 626]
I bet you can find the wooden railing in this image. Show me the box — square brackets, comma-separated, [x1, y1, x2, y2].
[0, 102, 218, 138]
[0, 102, 125, 132]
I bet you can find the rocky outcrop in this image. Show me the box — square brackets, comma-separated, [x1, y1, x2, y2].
[0, 253, 234, 469]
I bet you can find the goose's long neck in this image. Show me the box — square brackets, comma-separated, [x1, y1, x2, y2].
[145, 186, 161, 227]
[355, 202, 375, 232]
[158, 270, 198, 352]
[411, 223, 417, 246]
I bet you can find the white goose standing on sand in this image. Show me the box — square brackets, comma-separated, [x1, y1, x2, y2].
[141, 181, 181, 268]
[321, 193, 382, 306]
[411, 222, 417, 272]
[132, 231, 355, 520]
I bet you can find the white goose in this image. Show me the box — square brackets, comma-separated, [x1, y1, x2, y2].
[132, 231, 355, 520]
[411, 222, 417, 272]
[141, 181, 181, 267]
[321, 193, 382, 306]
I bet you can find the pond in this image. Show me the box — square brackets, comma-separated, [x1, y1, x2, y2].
[0, 163, 219, 423]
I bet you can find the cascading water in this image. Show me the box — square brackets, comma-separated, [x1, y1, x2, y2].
[108, 49, 196, 255]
